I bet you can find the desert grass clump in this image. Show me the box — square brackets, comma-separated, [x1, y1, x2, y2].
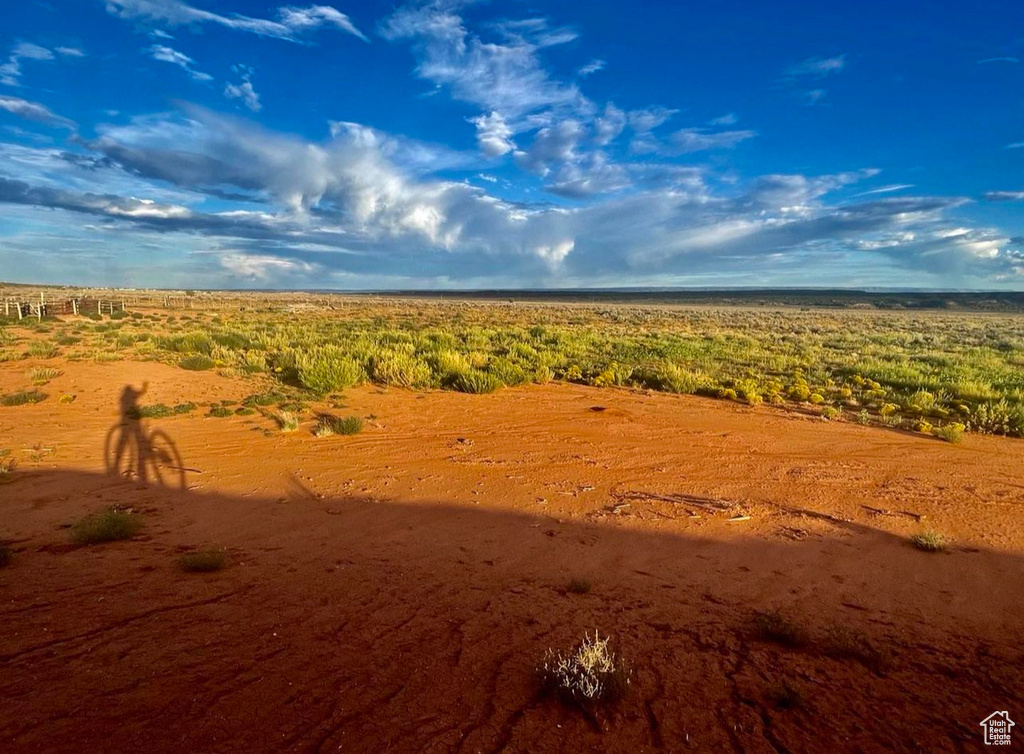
[910, 530, 946, 552]
[133, 402, 196, 419]
[932, 422, 965, 444]
[29, 367, 62, 383]
[539, 631, 630, 708]
[179, 548, 228, 573]
[27, 341, 59, 359]
[1, 389, 47, 407]
[566, 578, 592, 595]
[179, 354, 215, 371]
[208, 406, 233, 418]
[273, 410, 300, 432]
[313, 413, 363, 436]
[449, 369, 501, 394]
[752, 609, 808, 647]
[71, 509, 142, 545]
[823, 624, 886, 671]
[0, 452, 16, 482]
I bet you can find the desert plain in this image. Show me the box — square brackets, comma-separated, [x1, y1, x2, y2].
[1, 289, 1023, 753]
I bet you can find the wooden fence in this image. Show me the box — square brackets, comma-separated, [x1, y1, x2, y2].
[3, 296, 126, 320]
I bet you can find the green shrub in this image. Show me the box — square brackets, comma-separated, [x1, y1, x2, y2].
[369, 351, 431, 388]
[314, 413, 363, 436]
[932, 422, 965, 444]
[208, 406, 233, 418]
[911, 530, 946, 552]
[179, 549, 228, 573]
[1, 390, 47, 406]
[489, 357, 529, 386]
[638, 362, 710, 394]
[297, 347, 363, 392]
[449, 369, 501, 394]
[71, 510, 142, 545]
[179, 355, 215, 371]
[27, 341, 58, 358]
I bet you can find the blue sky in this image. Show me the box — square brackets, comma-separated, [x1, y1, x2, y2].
[1, 0, 1023, 289]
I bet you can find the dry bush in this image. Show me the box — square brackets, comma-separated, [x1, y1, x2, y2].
[539, 631, 630, 708]
[752, 609, 808, 647]
[911, 530, 946, 552]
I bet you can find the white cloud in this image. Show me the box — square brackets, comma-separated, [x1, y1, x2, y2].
[709, 113, 737, 126]
[381, 5, 588, 125]
[984, 191, 1024, 202]
[105, 0, 368, 43]
[787, 55, 847, 78]
[804, 89, 827, 105]
[224, 65, 261, 112]
[0, 96, 76, 129]
[593, 102, 625, 146]
[670, 128, 756, 154]
[147, 44, 212, 81]
[0, 42, 66, 86]
[470, 111, 514, 157]
[56, 47, 86, 58]
[218, 251, 316, 280]
[852, 184, 914, 197]
[578, 59, 605, 76]
[514, 120, 584, 175]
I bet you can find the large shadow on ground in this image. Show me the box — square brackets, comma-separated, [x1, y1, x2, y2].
[1, 470, 1022, 753]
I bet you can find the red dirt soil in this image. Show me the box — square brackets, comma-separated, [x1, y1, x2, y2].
[2, 360, 1024, 753]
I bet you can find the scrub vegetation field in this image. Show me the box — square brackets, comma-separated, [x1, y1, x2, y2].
[4, 293, 1024, 440]
[2, 288, 1024, 753]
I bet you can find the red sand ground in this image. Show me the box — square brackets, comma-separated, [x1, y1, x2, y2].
[2, 359, 1024, 752]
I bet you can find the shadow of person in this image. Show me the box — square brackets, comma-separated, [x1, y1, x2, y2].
[104, 382, 187, 490]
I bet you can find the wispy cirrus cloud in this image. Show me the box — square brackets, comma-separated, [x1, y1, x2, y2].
[0, 95, 76, 129]
[786, 55, 847, 79]
[104, 0, 368, 43]
[783, 54, 847, 106]
[670, 128, 756, 154]
[578, 59, 605, 77]
[380, 4, 588, 129]
[146, 44, 212, 81]
[984, 191, 1024, 202]
[978, 57, 1019, 64]
[0, 41, 83, 86]
[852, 184, 914, 197]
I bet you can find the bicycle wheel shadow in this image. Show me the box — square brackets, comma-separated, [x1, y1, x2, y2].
[104, 383, 188, 491]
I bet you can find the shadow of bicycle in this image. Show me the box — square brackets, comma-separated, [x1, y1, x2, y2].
[104, 383, 187, 490]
